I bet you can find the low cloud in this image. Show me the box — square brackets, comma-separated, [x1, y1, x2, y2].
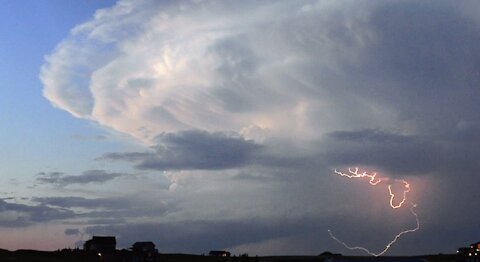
[31, 195, 171, 221]
[321, 129, 440, 176]
[32, 196, 128, 209]
[100, 130, 263, 171]
[319, 128, 480, 178]
[0, 193, 171, 228]
[0, 199, 74, 227]
[65, 228, 81, 236]
[36, 170, 127, 186]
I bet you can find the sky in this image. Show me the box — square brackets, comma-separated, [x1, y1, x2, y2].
[1, 0, 480, 256]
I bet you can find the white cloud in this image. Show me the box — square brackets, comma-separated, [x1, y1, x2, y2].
[40, 0, 400, 143]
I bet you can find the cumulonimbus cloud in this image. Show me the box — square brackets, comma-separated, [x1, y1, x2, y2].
[40, 0, 400, 143]
[41, 0, 480, 174]
[37, 1, 480, 254]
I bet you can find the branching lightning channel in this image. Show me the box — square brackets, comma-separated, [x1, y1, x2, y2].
[329, 168, 420, 256]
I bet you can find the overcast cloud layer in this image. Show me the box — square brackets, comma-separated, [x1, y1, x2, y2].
[36, 0, 480, 256]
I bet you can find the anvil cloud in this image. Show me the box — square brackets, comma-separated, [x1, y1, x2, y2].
[41, 0, 480, 177]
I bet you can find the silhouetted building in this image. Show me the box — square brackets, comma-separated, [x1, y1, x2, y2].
[457, 241, 480, 262]
[320, 251, 342, 257]
[209, 250, 230, 257]
[132, 242, 157, 253]
[131, 242, 158, 262]
[84, 236, 116, 253]
[459, 247, 473, 255]
[471, 243, 480, 251]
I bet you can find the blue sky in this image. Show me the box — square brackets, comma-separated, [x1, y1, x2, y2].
[0, 1, 138, 248]
[1, 0, 132, 182]
[1, 0, 480, 256]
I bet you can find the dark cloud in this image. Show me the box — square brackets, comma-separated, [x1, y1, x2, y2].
[369, 0, 480, 92]
[36, 170, 126, 186]
[321, 129, 439, 175]
[0, 196, 140, 228]
[35, 172, 64, 184]
[338, 0, 480, 135]
[31, 196, 171, 221]
[321, 127, 480, 178]
[0, 199, 74, 227]
[31, 196, 128, 209]
[82, 218, 127, 225]
[0, 193, 172, 229]
[100, 130, 263, 171]
[64, 228, 81, 236]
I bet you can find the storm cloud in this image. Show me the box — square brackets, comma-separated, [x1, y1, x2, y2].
[40, 0, 480, 177]
[38, 0, 480, 256]
[100, 129, 263, 170]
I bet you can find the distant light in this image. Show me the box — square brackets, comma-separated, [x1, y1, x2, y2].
[98, 253, 102, 257]
[469, 253, 472, 256]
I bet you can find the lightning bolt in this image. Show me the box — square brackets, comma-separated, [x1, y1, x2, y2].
[334, 168, 382, 185]
[329, 168, 420, 256]
[389, 180, 410, 209]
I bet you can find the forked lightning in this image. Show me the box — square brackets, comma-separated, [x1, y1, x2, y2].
[329, 168, 420, 256]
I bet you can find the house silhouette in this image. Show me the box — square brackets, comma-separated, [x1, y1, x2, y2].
[209, 250, 231, 257]
[84, 236, 116, 253]
[132, 242, 157, 253]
